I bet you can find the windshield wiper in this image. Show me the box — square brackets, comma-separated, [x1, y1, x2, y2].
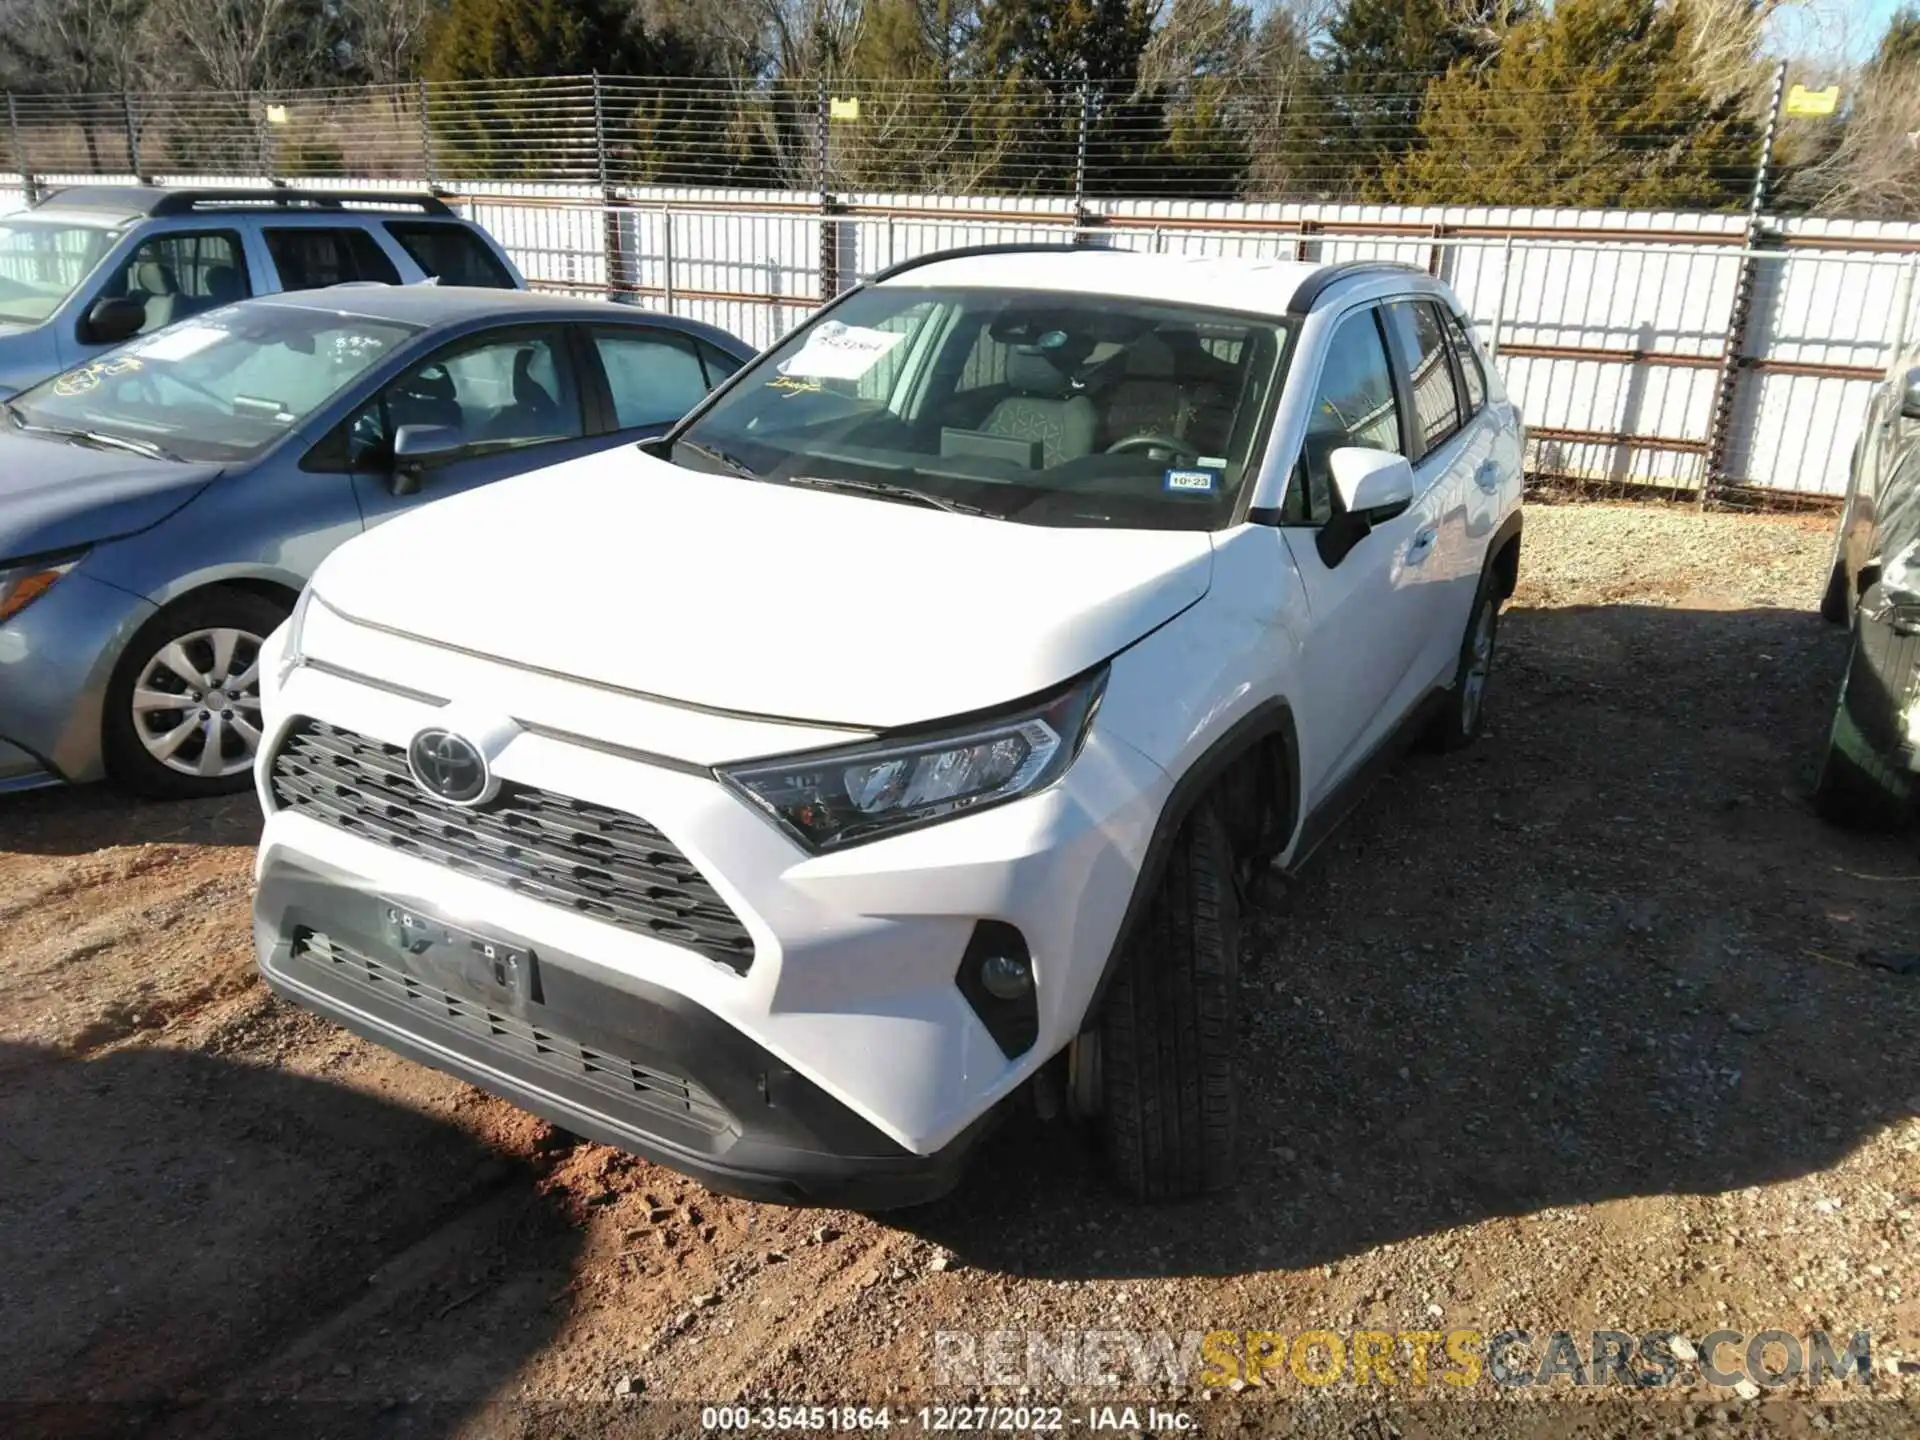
[72, 429, 181, 462]
[6, 407, 182, 462]
[781, 474, 997, 518]
[673, 438, 759, 480]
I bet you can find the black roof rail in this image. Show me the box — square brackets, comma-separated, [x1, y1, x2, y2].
[1285, 260, 1428, 316]
[35, 185, 453, 218]
[866, 240, 1119, 285]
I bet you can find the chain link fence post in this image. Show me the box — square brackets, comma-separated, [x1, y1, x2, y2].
[817, 78, 839, 301]
[592, 71, 630, 302]
[123, 93, 146, 183]
[7, 93, 37, 204]
[1703, 58, 1787, 506]
[418, 77, 438, 192]
[1072, 83, 1090, 220]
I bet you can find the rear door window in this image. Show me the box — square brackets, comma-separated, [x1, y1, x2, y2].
[384, 222, 515, 289]
[1441, 310, 1487, 416]
[264, 227, 401, 291]
[1383, 299, 1465, 455]
[590, 327, 712, 430]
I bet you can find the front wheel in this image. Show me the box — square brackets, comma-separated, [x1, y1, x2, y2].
[101, 589, 287, 800]
[1812, 649, 1912, 831]
[1095, 801, 1239, 1201]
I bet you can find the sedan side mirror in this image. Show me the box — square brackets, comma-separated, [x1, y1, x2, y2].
[81, 296, 147, 347]
[1901, 366, 1920, 421]
[388, 423, 463, 496]
[1317, 448, 1417, 569]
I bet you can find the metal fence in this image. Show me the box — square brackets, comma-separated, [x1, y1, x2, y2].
[1, 72, 1791, 209]
[1, 74, 1917, 505]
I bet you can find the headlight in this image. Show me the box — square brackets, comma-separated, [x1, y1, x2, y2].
[0, 552, 82, 624]
[719, 668, 1107, 852]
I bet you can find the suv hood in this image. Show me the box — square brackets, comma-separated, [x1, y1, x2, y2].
[0, 430, 223, 559]
[313, 450, 1215, 728]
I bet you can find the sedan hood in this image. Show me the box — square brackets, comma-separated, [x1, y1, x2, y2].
[313, 450, 1215, 728]
[0, 431, 223, 560]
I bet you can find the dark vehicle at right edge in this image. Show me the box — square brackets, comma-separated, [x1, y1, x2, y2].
[1817, 341, 1920, 829]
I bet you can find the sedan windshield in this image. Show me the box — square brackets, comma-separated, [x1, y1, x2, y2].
[669, 285, 1291, 529]
[8, 305, 417, 462]
[0, 218, 118, 325]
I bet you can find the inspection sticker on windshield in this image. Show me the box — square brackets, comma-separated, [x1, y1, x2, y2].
[1164, 468, 1218, 494]
[777, 321, 905, 381]
[131, 323, 225, 362]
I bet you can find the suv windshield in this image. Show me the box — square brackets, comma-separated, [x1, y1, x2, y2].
[0, 218, 118, 325]
[8, 304, 416, 463]
[670, 285, 1291, 529]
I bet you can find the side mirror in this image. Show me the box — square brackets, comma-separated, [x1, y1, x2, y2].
[1901, 366, 1920, 421]
[81, 296, 147, 347]
[1316, 448, 1416, 569]
[388, 423, 462, 496]
[1329, 447, 1415, 517]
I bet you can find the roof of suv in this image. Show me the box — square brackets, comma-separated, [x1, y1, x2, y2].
[30, 185, 454, 224]
[875, 247, 1430, 318]
[236, 283, 746, 339]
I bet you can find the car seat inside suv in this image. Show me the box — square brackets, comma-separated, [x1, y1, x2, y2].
[979, 345, 1098, 468]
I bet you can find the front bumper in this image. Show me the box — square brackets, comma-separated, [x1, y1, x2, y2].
[252, 639, 1170, 1197]
[256, 852, 987, 1208]
[0, 569, 156, 786]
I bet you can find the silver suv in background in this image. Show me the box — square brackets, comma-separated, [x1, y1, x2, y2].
[0, 187, 524, 397]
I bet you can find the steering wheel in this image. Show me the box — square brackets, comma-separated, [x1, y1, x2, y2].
[1105, 432, 1199, 463]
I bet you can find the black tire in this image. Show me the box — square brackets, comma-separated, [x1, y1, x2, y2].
[1428, 580, 1501, 753]
[102, 588, 288, 801]
[1813, 661, 1912, 831]
[1098, 801, 1239, 1201]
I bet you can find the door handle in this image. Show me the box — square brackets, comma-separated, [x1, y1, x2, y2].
[1407, 526, 1438, 563]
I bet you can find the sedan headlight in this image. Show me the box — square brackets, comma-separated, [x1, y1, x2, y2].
[719, 668, 1107, 852]
[0, 553, 81, 624]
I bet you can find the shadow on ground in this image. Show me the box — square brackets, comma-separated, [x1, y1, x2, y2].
[0, 1039, 583, 1439]
[900, 602, 1920, 1278]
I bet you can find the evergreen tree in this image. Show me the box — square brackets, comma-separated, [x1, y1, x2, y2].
[1383, 0, 1761, 210]
[1318, 0, 1535, 191]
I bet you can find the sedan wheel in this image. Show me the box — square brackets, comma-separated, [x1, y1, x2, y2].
[102, 589, 289, 799]
[130, 627, 266, 779]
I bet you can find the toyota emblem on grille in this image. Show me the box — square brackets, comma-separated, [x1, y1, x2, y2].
[407, 728, 491, 806]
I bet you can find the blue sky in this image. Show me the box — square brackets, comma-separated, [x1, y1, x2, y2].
[1767, 0, 1910, 63]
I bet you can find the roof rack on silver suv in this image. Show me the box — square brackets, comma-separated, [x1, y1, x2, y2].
[35, 186, 454, 218]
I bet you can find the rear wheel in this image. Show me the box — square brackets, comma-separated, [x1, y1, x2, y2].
[1429, 582, 1500, 752]
[101, 589, 287, 800]
[1095, 801, 1239, 1201]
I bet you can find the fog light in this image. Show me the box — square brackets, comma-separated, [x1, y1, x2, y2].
[979, 952, 1034, 1000]
[955, 921, 1038, 1058]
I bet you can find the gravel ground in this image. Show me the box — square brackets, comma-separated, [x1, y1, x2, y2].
[1, 502, 1917, 1439]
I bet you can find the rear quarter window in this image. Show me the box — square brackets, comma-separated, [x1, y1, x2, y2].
[384, 223, 515, 289]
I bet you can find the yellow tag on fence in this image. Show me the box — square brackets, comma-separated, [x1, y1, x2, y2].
[829, 97, 860, 121]
[1786, 84, 1839, 118]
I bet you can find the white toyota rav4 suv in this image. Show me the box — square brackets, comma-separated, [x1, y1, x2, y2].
[251, 246, 1525, 1207]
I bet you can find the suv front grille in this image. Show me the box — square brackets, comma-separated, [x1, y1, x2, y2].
[291, 928, 733, 1134]
[269, 718, 755, 973]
